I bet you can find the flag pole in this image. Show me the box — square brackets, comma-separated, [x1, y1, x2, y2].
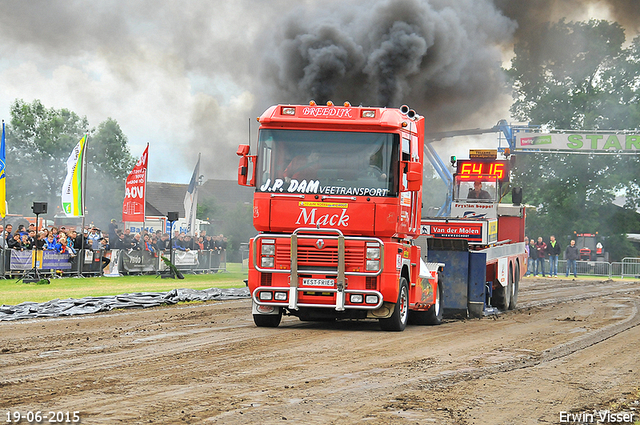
[1, 120, 6, 251]
[78, 132, 89, 278]
[143, 142, 148, 236]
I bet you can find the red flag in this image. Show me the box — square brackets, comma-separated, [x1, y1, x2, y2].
[123, 144, 148, 223]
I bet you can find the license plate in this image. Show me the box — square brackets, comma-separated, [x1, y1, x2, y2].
[302, 278, 335, 287]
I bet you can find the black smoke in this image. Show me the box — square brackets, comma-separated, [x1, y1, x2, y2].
[258, 0, 639, 132]
[259, 0, 516, 131]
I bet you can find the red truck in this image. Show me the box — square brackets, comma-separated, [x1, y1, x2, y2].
[237, 102, 443, 331]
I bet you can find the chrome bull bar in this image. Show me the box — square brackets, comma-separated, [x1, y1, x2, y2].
[252, 228, 384, 312]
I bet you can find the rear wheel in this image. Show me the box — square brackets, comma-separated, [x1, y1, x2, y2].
[495, 264, 512, 311]
[253, 309, 282, 327]
[380, 277, 409, 331]
[508, 263, 520, 310]
[411, 272, 443, 325]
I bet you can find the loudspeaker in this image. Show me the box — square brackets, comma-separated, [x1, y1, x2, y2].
[167, 211, 179, 222]
[512, 187, 523, 206]
[32, 202, 48, 215]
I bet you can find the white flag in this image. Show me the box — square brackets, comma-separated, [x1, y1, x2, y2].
[61, 135, 87, 217]
[183, 154, 201, 236]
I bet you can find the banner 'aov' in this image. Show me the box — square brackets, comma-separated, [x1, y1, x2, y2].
[123, 145, 148, 223]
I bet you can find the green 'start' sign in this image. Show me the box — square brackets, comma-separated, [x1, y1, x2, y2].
[516, 133, 640, 152]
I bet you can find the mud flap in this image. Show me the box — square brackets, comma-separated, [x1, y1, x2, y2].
[467, 251, 487, 318]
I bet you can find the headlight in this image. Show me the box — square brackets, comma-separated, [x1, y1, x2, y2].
[261, 244, 275, 255]
[261, 257, 274, 268]
[366, 247, 380, 260]
[365, 295, 378, 304]
[366, 260, 380, 271]
[259, 291, 273, 300]
[350, 294, 363, 303]
[274, 292, 287, 301]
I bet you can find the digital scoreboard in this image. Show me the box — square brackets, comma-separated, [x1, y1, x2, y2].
[456, 160, 510, 182]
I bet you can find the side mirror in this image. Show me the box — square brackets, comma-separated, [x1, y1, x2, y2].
[238, 156, 249, 186]
[404, 161, 422, 191]
[237, 145, 256, 187]
[512, 187, 523, 205]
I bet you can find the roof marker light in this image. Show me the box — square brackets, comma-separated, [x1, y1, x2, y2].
[327, 100, 334, 106]
[309, 100, 317, 106]
[343, 101, 351, 107]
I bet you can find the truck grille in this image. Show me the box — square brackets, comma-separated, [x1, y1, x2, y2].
[275, 244, 365, 269]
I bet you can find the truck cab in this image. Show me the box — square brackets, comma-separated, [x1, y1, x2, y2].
[237, 103, 443, 331]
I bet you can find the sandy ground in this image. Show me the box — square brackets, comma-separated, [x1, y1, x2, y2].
[1, 277, 640, 424]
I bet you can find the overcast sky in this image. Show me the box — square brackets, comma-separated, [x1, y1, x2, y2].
[0, 0, 635, 184]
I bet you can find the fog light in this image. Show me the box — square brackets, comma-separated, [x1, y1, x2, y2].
[274, 292, 287, 301]
[365, 295, 378, 304]
[350, 294, 363, 303]
[259, 291, 273, 301]
[366, 260, 380, 271]
[261, 257, 274, 268]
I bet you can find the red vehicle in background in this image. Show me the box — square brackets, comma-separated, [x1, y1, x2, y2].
[237, 102, 443, 331]
[575, 233, 608, 262]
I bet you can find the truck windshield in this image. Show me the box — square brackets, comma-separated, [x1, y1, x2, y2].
[256, 129, 399, 197]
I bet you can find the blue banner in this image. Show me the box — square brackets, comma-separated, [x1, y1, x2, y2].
[42, 251, 72, 270]
[10, 250, 33, 270]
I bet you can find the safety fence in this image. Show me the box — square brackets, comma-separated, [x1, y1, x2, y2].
[525, 258, 640, 279]
[0, 248, 227, 278]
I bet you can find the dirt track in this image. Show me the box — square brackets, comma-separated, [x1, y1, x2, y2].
[2, 277, 640, 424]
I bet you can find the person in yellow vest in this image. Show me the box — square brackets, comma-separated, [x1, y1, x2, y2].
[547, 235, 561, 277]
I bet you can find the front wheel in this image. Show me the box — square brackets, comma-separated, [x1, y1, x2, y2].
[380, 277, 409, 331]
[253, 310, 282, 327]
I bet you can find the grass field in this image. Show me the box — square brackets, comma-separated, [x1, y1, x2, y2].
[0, 263, 248, 306]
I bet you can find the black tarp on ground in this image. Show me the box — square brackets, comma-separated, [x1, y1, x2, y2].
[0, 287, 250, 321]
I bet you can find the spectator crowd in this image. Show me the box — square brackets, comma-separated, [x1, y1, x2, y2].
[524, 235, 581, 278]
[0, 221, 228, 271]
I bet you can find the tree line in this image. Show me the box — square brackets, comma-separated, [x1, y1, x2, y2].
[5, 99, 136, 226]
[507, 19, 640, 260]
